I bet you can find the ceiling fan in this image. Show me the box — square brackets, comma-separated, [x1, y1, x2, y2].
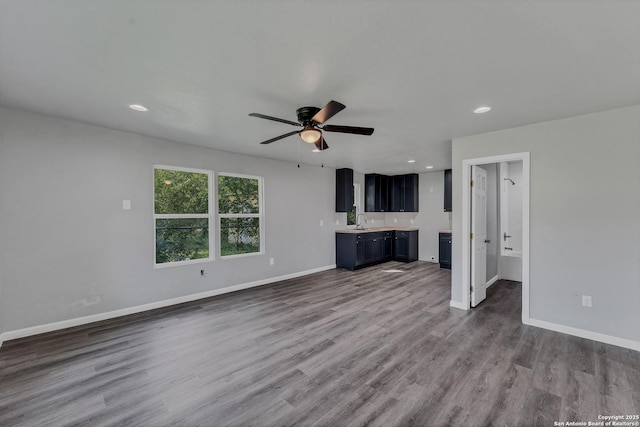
[249, 100, 374, 151]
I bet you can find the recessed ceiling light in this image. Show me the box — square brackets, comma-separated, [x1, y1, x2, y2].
[473, 106, 491, 114]
[425, 165, 434, 169]
[407, 160, 416, 163]
[129, 104, 148, 112]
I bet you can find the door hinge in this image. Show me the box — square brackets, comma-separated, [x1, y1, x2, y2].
[470, 232, 474, 239]
[470, 286, 474, 292]
[471, 180, 475, 187]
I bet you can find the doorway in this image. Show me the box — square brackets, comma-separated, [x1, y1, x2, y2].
[461, 153, 530, 323]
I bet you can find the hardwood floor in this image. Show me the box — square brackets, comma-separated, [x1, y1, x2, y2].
[1, 261, 638, 426]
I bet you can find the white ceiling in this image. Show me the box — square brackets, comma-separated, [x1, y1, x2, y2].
[1, 1, 639, 174]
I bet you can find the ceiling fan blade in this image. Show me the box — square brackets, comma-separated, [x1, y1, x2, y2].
[311, 100, 346, 124]
[249, 113, 301, 127]
[314, 137, 329, 151]
[323, 124, 374, 136]
[259, 130, 300, 145]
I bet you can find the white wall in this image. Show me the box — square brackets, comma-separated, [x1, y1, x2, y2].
[451, 105, 640, 345]
[347, 171, 450, 263]
[0, 107, 341, 334]
[484, 164, 499, 281]
[365, 172, 449, 262]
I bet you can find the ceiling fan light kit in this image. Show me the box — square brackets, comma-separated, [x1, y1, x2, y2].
[249, 100, 374, 151]
[300, 126, 322, 143]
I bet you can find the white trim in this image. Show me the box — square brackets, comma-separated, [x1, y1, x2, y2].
[526, 318, 640, 352]
[485, 275, 499, 289]
[460, 152, 530, 325]
[0, 265, 336, 345]
[449, 300, 468, 310]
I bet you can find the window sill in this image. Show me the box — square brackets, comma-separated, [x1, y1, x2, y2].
[220, 251, 263, 260]
[154, 258, 213, 269]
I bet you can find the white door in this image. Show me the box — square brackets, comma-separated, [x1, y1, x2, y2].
[471, 165, 488, 307]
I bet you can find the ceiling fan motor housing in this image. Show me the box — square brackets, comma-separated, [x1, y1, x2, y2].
[296, 106, 321, 125]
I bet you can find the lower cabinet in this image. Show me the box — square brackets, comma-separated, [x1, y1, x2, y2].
[439, 232, 452, 269]
[383, 231, 393, 260]
[336, 230, 418, 270]
[393, 230, 418, 262]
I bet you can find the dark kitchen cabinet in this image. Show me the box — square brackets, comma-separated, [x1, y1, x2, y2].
[336, 229, 416, 270]
[439, 232, 452, 269]
[390, 175, 405, 212]
[336, 168, 354, 212]
[366, 173, 419, 212]
[444, 169, 452, 212]
[393, 230, 418, 262]
[365, 173, 389, 212]
[390, 174, 419, 212]
[336, 232, 384, 270]
[364, 233, 384, 263]
[383, 231, 393, 260]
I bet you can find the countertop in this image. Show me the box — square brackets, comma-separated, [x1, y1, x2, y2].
[439, 229, 453, 233]
[336, 227, 419, 234]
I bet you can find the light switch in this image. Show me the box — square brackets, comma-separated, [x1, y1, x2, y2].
[122, 200, 131, 210]
[320, 220, 324, 227]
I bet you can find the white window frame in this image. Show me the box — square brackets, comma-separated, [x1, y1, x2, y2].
[153, 165, 214, 268]
[347, 183, 361, 228]
[217, 172, 265, 259]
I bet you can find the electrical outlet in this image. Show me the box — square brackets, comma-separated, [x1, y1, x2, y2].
[122, 200, 131, 210]
[270, 258, 275, 265]
[582, 295, 592, 307]
[394, 218, 397, 223]
[336, 219, 340, 225]
[410, 219, 414, 224]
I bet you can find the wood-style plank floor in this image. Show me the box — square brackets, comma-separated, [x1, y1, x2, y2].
[1, 261, 638, 426]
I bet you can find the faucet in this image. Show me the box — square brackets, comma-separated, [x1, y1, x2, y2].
[356, 213, 367, 229]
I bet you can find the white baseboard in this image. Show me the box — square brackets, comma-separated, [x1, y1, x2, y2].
[485, 275, 499, 289]
[449, 300, 468, 310]
[0, 265, 336, 346]
[526, 317, 640, 352]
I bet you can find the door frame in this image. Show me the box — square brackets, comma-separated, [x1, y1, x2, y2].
[460, 152, 530, 324]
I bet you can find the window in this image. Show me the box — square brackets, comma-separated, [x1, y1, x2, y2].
[347, 183, 360, 226]
[218, 173, 263, 257]
[154, 166, 213, 266]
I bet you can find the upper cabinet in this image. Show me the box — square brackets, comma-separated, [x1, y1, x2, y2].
[365, 173, 389, 212]
[366, 173, 419, 212]
[444, 169, 452, 212]
[391, 173, 418, 212]
[336, 168, 354, 212]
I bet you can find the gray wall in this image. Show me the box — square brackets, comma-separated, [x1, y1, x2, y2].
[0, 107, 340, 332]
[0, 123, 3, 339]
[451, 105, 640, 343]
